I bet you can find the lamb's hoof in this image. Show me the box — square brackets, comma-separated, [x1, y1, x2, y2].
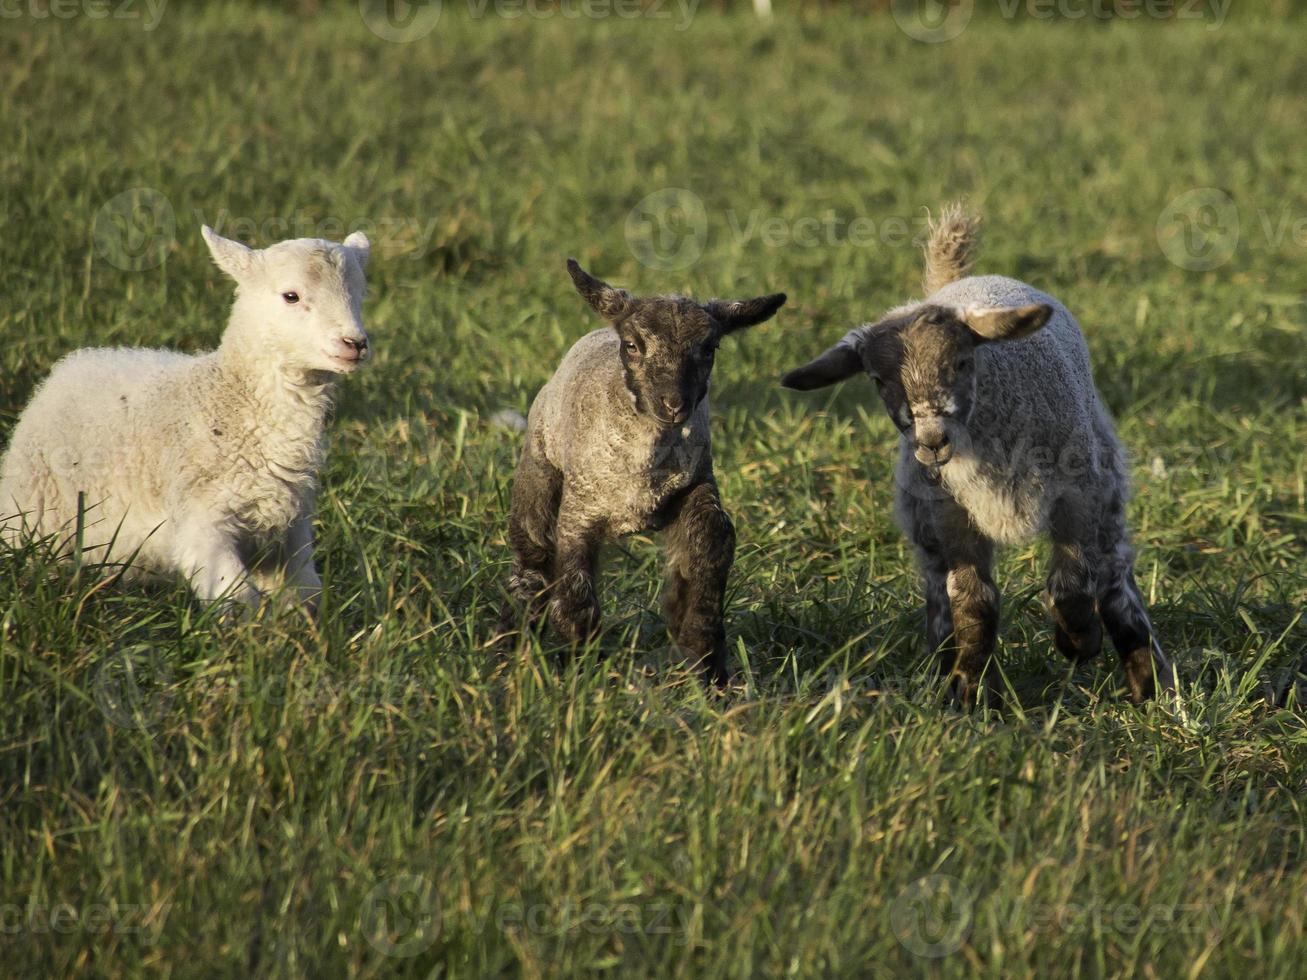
[1054, 619, 1102, 664]
[1122, 648, 1175, 704]
[947, 674, 995, 712]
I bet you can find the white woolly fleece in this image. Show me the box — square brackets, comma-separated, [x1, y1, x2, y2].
[0, 226, 373, 609]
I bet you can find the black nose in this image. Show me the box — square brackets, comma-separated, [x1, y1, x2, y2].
[920, 432, 950, 452]
[343, 337, 368, 353]
[660, 396, 685, 418]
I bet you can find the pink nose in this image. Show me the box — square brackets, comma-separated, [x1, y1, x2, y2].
[339, 336, 369, 360]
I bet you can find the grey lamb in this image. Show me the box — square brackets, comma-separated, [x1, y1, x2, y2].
[782, 204, 1173, 705]
[502, 259, 786, 683]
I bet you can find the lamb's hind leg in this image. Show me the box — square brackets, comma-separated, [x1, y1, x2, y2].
[1096, 493, 1173, 702]
[662, 480, 735, 686]
[501, 446, 563, 639]
[1046, 499, 1103, 664]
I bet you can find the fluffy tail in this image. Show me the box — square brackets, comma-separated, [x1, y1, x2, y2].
[922, 202, 981, 296]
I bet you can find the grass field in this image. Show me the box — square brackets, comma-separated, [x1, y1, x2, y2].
[2, 2, 1306, 976]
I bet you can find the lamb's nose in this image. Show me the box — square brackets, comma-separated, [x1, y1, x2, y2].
[342, 337, 369, 357]
[921, 431, 950, 452]
[660, 396, 685, 418]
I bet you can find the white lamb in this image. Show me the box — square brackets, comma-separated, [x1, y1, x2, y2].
[0, 225, 373, 612]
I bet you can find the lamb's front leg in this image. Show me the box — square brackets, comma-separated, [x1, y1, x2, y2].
[281, 514, 323, 613]
[663, 480, 735, 686]
[548, 494, 603, 652]
[173, 516, 259, 613]
[502, 446, 564, 639]
[933, 504, 999, 707]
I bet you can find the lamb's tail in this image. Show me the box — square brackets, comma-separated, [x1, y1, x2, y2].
[922, 202, 981, 296]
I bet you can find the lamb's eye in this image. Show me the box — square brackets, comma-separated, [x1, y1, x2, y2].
[622, 339, 640, 355]
[282, 291, 300, 305]
[956, 358, 973, 371]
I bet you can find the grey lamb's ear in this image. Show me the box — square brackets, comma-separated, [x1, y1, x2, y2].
[567, 259, 633, 321]
[202, 225, 257, 281]
[703, 293, 787, 334]
[963, 303, 1053, 343]
[780, 329, 866, 391]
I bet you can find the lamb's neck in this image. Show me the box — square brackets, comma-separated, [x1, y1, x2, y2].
[214, 338, 337, 470]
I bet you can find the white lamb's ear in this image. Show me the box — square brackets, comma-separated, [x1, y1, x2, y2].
[343, 230, 371, 268]
[201, 226, 257, 281]
[962, 304, 1053, 343]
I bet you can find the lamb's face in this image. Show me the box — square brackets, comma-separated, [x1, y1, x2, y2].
[202, 227, 372, 377]
[878, 307, 982, 469]
[566, 259, 786, 428]
[782, 301, 1053, 471]
[614, 298, 720, 426]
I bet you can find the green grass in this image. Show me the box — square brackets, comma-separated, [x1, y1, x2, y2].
[2, 3, 1306, 976]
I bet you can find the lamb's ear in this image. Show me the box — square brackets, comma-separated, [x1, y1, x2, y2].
[703, 293, 787, 334]
[343, 231, 371, 269]
[567, 258, 632, 321]
[201, 226, 256, 281]
[780, 331, 866, 391]
[963, 303, 1053, 343]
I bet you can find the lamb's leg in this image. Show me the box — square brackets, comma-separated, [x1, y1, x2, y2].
[909, 523, 954, 665]
[502, 446, 563, 638]
[1096, 521, 1173, 702]
[172, 518, 259, 612]
[1046, 499, 1103, 664]
[937, 507, 999, 707]
[547, 495, 603, 651]
[281, 514, 322, 613]
[662, 480, 735, 686]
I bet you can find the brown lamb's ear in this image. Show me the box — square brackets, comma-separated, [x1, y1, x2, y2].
[702, 293, 787, 334]
[780, 329, 866, 391]
[963, 303, 1054, 343]
[567, 259, 633, 322]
